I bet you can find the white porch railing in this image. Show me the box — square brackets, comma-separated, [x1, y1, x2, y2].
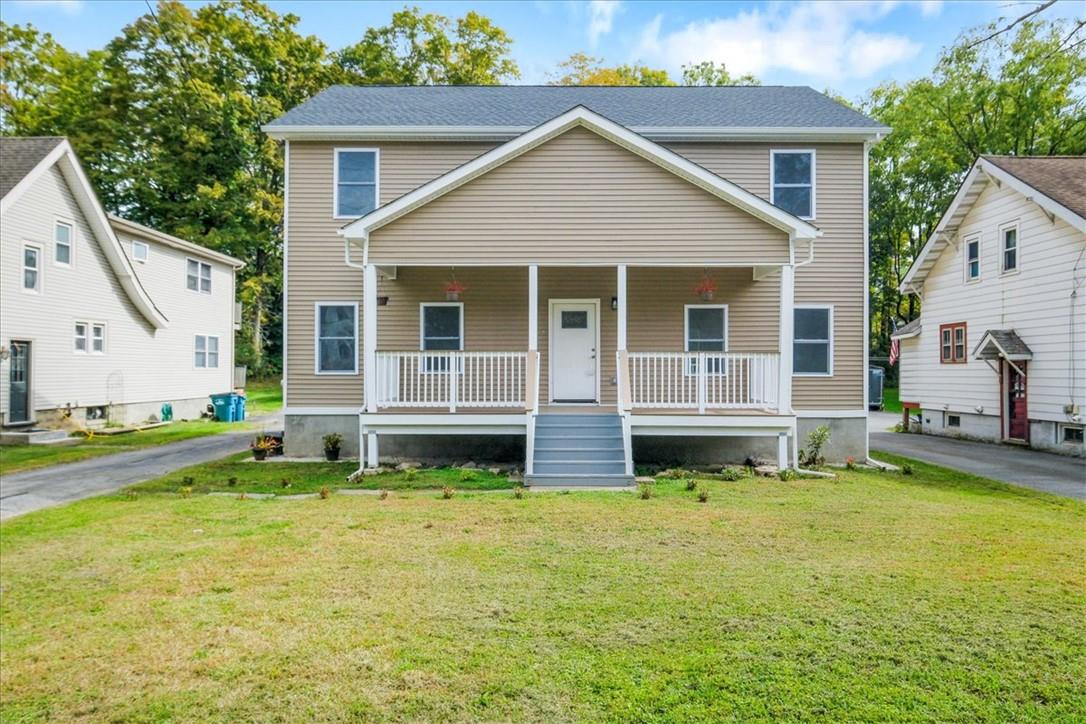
[374, 351, 527, 411]
[627, 352, 780, 412]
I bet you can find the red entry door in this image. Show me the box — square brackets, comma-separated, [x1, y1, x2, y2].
[1005, 362, 1028, 441]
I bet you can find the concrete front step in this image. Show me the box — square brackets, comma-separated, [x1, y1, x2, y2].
[534, 447, 625, 462]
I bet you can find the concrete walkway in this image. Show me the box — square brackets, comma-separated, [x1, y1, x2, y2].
[0, 416, 280, 520]
[871, 429, 1086, 501]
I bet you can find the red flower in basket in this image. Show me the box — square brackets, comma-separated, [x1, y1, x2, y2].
[693, 277, 717, 301]
[444, 279, 467, 301]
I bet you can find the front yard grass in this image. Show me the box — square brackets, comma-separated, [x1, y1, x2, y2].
[1, 455, 1083, 721]
[242, 378, 283, 416]
[0, 420, 234, 475]
[883, 385, 902, 413]
[127, 453, 514, 495]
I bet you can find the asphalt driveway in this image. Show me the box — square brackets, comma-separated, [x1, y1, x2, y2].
[872, 428, 1086, 501]
[1, 417, 280, 520]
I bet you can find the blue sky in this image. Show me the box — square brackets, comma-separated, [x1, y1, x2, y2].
[3, 1, 1081, 100]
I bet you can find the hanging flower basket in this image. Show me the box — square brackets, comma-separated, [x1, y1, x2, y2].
[444, 280, 467, 301]
[693, 276, 717, 302]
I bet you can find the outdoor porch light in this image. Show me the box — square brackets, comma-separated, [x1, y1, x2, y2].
[610, 296, 618, 311]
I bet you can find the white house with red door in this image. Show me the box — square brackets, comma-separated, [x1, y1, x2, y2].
[894, 155, 1085, 456]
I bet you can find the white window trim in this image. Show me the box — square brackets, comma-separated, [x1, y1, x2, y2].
[314, 301, 359, 375]
[770, 149, 816, 220]
[963, 233, 981, 283]
[132, 240, 150, 263]
[418, 302, 465, 350]
[332, 147, 380, 220]
[90, 322, 107, 355]
[54, 218, 74, 268]
[999, 220, 1020, 276]
[22, 242, 43, 294]
[793, 303, 834, 377]
[1060, 423, 1084, 445]
[684, 304, 729, 376]
[194, 333, 221, 369]
[74, 320, 89, 354]
[186, 257, 212, 294]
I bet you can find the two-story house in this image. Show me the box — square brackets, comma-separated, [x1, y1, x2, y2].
[264, 86, 889, 484]
[894, 155, 1085, 456]
[0, 137, 243, 429]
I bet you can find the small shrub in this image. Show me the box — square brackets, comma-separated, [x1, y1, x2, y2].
[280, 478, 292, 489]
[719, 466, 745, 481]
[182, 476, 194, 486]
[442, 486, 455, 499]
[403, 468, 419, 482]
[514, 486, 526, 499]
[639, 484, 653, 500]
[902, 463, 914, 476]
[378, 489, 389, 500]
[322, 432, 343, 452]
[459, 469, 478, 483]
[800, 425, 831, 467]
[124, 490, 138, 500]
[685, 478, 698, 491]
[697, 487, 709, 503]
[319, 486, 331, 499]
[778, 468, 798, 482]
[845, 456, 857, 470]
[227, 476, 238, 487]
[238, 492, 248, 500]
[179, 486, 193, 498]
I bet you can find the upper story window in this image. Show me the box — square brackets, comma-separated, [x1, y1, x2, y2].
[940, 322, 967, 364]
[187, 258, 211, 293]
[132, 241, 149, 263]
[23, 243, 41, 293]
[334, 149, 378, 218]
[965, 235, 980, 282]
[1001, 222, 1019, 274]
[316, 302, 358, 374]
[54, 221, 73, 266]
[771, 150, 815, 219]
[794, 305, 833, 376]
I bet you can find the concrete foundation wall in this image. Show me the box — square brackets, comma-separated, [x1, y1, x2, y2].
[916, 408, 1085, 457]
[4, 396, 213, 429]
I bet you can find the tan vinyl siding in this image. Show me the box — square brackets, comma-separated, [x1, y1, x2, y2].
[285, 138, 864, 411]
[368, 127, 790, 266]
[666, 142, 865, 409]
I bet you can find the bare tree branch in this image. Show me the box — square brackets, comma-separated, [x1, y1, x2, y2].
[964, 0, 1058, 48]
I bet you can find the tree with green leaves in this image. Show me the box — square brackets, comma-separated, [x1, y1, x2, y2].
[549, 52, 674, 86]
[681, 61, 760, 86]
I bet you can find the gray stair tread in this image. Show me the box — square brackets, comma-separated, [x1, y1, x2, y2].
[526, 474, 635, 487]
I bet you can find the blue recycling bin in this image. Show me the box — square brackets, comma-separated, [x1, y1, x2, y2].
[210, 392, 241, 422]
[235, 395, 246, 421]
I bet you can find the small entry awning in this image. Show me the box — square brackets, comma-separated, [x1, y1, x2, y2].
[973, 329, 1033, 361]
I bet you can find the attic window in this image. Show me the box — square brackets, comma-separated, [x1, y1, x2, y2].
[132, 241, 149, 262]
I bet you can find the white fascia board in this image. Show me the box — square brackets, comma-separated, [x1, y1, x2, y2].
[338, 106, 822, 241]
[109, 214, 245, 269]
[262, 124, 890, 143]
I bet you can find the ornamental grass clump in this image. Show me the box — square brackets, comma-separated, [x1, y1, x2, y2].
[639, 484, 653, 500]
[719, 466, 745, 481]
[697, 487, 710, 503]
[442, 486, 456, 499]
[685, 478, 699, 491]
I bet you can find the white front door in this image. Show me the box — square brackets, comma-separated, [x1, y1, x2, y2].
[550, 301, 598, 402]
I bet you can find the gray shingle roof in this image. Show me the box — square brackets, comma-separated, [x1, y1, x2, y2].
[974, 329, 1033, 360]
[891, 318, 921, 339]
[982, 155, 1086, 220]
[0, 136, 65, 198]
[267, 85, 885, 130]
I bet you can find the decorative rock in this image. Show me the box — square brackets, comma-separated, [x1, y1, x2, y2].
[635, 476, 656, 484]
[754, 465, 779, 477]
[396, 461, 421, 471]
[488, 467, 502, 475]
[461, 461, 478, 469]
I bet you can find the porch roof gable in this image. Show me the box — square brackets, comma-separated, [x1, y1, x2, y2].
[338, 105, 823, 245]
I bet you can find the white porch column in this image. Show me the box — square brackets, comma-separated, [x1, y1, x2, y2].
[363, 264, 378, 414]
[528, 265, 538, 351]
[778, 264, 794, 414]
[616, 264, 627, 351]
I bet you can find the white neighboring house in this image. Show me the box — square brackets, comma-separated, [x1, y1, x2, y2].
[894, 155, 1086, 456]
[0, 137, 244, 428]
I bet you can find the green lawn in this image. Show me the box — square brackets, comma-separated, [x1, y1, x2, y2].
[128, 453, 514, 495]
[883, 385, 902, 413]
[243, 378, 283, 416]
[0, 420, 234, 475]
[1, 456, 1083, 721]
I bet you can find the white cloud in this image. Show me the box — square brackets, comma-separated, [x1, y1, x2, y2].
[634, 1, 922, 83]
[588, 0, 623, 46]
[918, 1, 943, 18]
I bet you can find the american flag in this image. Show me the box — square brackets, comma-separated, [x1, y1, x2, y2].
[889, 336, 900, 366]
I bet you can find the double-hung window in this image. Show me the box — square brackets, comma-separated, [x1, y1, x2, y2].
[23, 244, 42, 292]
[965, 235, 980, 282]
[1001, 222, 1019, 273]
[74, 322, 88, 353]
[316, 303, 358, 374]
[771, 150, 815, 219]
[939, 322, 967, 364]
[685, 305, 727, 374]
[55, 221, 72, 266]
[794, 305, 833, 376]
[421, 303, 463, 372]
[195, 334, 220, 368]
[91, 323, 106, 354]
[334, 149, 378, 218]
[187, 259, 211, 293]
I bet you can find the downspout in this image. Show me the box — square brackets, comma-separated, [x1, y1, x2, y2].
[344, 232, 367, 476]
